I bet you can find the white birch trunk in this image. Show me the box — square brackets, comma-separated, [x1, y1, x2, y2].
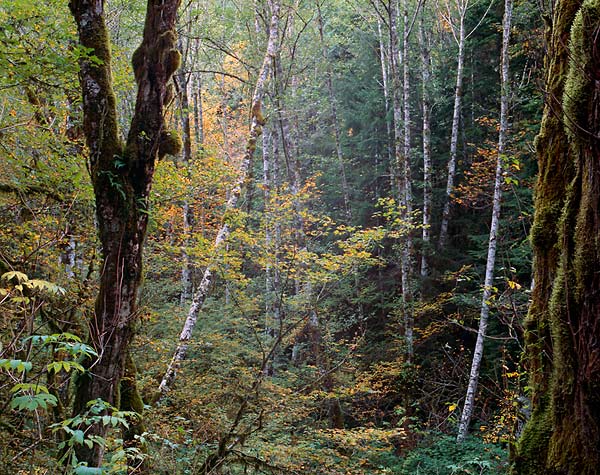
[377, 17, 395, 175]
[159, 0, 281, 394]
[456, 0, 512, 442]
[177, 37, 194, 305]
[390, 0, 414, 361]
[419, 18, 432, 278]
[439, 5, 466, 249]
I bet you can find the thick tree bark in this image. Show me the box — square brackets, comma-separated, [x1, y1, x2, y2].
[69, 0, 181, 466]
[513, 0, 600, 473]
[159, 0, 281, 395]
[456, 0, 512, 442]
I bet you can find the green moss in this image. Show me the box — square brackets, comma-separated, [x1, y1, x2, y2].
[529, 202, 561, 250]
[512, 401, 552, 475]
[158, 30, 177, 50]
[563, 0, 600, 147]
[132, 45, 145, 83]
[164, 49, 181, 79]
[158, 129, 183, 159]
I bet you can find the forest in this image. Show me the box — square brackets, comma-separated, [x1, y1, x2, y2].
[1, 0, 599, 473]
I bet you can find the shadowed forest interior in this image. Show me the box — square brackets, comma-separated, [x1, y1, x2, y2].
[1, 0, 600, 473]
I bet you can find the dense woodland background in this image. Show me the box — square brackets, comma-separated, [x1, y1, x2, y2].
[0, 0, 598, 473]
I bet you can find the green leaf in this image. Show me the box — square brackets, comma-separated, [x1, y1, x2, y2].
[72, 429, 85, 445]
[47, 360, 85, 373]
[11, 382, 49, 394]
[1, 271, 29, 283]
[10, 393, 57, 411]
[0, 359, 32, 373]
[74, 466, 104, 475]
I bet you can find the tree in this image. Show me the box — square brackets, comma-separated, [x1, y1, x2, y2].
[438, 0, 494, 248]
[513, 0, 600, 473]
[159, 0, 281, 395]
[69, 0, 181, 466]
[456, 0, 513, 442]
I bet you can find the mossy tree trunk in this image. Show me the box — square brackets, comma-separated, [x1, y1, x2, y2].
[69, 0, 181, 467]
[513, 0, 600, 473]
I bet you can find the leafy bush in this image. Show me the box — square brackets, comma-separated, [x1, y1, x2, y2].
[394, 433, 508, 475]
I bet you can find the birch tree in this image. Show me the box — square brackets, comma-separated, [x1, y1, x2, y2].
[438, 0, 493, 248]
[159, 0, 281, 394]
[456, 0, 512, 442]
[388, 0, 416, 360]
[419, 14, 432, 278]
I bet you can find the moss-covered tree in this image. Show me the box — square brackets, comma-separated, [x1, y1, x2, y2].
[513, 0, 600, 473]
[68, 0, 181, 466]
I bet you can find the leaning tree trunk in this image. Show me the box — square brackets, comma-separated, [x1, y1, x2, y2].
[512, 0, 600, 473]
[456, 0, 512, 442]
[69, 0, 181, 466]
[159, 0, 281, 395]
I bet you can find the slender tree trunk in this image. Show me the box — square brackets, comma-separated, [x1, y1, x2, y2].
[419, 18, 432, 278]
[177, 37, 194, 305]
[159, 0, 281, 395]
[439, 4, 466, 249]
[402, 0, 416, 360]
[390, 0, 414, 360]
[457, 0, 512, 442]
[377, 17, 395, 178]
[193, 73, 205, 148]
[69, 0, 181, 466]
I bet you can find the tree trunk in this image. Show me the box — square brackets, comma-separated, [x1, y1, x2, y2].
[513, 0, 600, 473]
[439, 2, 466, 249]
[419, 17, 432, 278]
[390, 0, 414, 360]
[456, 0, 512, 442]
[377, 17, 395, 177]
[193, 72, 205, 148]
[159, 0, 281, 395]
[69, 0, 181, 466]
[177, 35, 194, 305]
